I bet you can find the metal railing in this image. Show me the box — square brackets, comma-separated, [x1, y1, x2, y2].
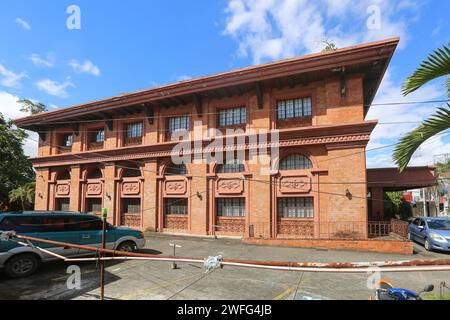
[244, 220, 410, 241]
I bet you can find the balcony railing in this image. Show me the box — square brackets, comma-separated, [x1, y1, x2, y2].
[88, 141, 104, 151]
[58, 146, 72, 154]
[124, 136, 143, 146]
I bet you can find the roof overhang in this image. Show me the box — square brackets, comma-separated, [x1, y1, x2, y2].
[14, 38, 399, 131]
[367, 166, 437, 191]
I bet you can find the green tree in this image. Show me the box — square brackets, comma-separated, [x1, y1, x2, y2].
[0, 113, 35, 209]
[393, 43, 450, 172]
[322, 40, 337, 52]
[435, 158, 450, 176]
[17, 99, 47, 115]
[9, 182, 35, 210]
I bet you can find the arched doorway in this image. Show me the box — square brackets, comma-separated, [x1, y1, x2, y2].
[53, 169, 71, 211]
[273, 153, 318, 239]
[82, 167, 104, 216]
[158, 162, 191, 233]
[210, 158, 249, 236]
[117, 164, 143, 228]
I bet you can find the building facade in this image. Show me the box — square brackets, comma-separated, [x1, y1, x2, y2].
[15, 38, 399, 242]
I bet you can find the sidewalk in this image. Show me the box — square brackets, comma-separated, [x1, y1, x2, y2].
[1, 233, 449, 300]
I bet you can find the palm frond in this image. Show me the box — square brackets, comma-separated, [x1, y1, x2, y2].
[402, 44, 450, 96]
[446, 76, 450, 98]
[394, 105, 450, 172]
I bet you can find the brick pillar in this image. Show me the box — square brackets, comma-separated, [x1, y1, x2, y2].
[371, 187, 384, 221]
[35, 168, 50, 210]
[69, 165, 81, 212]
[248, 155, 272, 238]
[103, 164, 116, 225]
[143, 160, 158, 231]
[189, 162, 208, 235]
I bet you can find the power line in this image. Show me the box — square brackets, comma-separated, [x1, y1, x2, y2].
[27, 136, 442, 210]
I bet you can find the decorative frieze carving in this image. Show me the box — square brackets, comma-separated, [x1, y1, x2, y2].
[122, 182, 140, 195]
[56, 183, 70, 196]
[217, 179, 244, 195]
[215, 217, 245, 234]
[279, 176, 311, 193]
[86, 182, 102, 196]
[277, 220, 314, 238]
[164, 180, 187, 195]
[164, 215, 188, 230]
[120, 213, 141, 227]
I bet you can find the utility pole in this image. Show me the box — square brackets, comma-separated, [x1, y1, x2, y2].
[100, 208, 107, 300]
[422, 188, 428, 217]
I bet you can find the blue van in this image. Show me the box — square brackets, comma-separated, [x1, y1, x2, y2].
[0, 211, 146, 278]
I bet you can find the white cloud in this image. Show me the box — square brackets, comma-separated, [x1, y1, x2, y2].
[69, 60, 101, 76]
[176, 75, 192, 82]
[0, 91, 38, 156]
[36, 79, 74, 98]
[29, 53, 54, 68]
[223, 0, 421, 64]
[14, 17, 31, 30]
[365, 71, 450, 168]
[0, 64, 28, 89]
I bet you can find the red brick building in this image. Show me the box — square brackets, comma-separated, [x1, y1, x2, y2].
[14, 38, 405, 250]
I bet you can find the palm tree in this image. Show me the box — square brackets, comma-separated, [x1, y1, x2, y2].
[8, 182, 35, 210]
[393, 43, 450, 172]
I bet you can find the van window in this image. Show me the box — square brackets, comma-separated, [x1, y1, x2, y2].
[72, 216, 103, 231]
[38, 216, 102, 232]
[0, 216, 44, 233]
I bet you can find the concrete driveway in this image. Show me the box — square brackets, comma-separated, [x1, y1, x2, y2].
[0, 233, 449, 300]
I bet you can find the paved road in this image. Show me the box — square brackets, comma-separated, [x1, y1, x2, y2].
[0, 233, 449, 300]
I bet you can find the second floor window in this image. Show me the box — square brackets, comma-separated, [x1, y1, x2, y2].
[59, 134, 73, 153]
[91, 129, 105, 143]
[277, 97, 312, 120]
[218, 107, 246, 127]
[217, 159, 245, 173]
[126, 122, 143, 139]
[168, 116, 189, 134]
[63, 134, 73, 147]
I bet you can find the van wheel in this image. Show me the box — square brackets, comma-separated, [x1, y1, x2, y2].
[5, 254, 39, 278]
[116, 241, 137, 253]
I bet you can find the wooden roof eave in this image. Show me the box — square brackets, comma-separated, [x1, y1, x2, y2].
[14, 38, 399, 129]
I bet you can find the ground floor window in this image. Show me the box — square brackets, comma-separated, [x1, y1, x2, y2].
[55, 198, 70, 211]
[122, 198, 141, 214]
[217, 198, 245, 217]
[165, 198, 188, 215]
[86, 198, 102, 213]
[277, 197, 313, 218]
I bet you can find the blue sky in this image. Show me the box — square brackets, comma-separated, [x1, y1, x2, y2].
[0, 0, 449, 167]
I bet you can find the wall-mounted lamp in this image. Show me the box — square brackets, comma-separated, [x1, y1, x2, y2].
[106, 192, 111, 200]
[196, 192, 203, 200]
[38, 193, 43, 199]
[345, 189, 353, 200]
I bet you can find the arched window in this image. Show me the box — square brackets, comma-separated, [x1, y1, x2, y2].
[87, 168, 103, 180]
[122, 165, 142, 178]
[57, 170, 71, 180]
[279, 154, 312, 171]
[217, 159, 245, 173]
[166, 164, 187, 176]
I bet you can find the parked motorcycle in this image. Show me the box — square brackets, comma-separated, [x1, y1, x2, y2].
[373, 280, 434, 300]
